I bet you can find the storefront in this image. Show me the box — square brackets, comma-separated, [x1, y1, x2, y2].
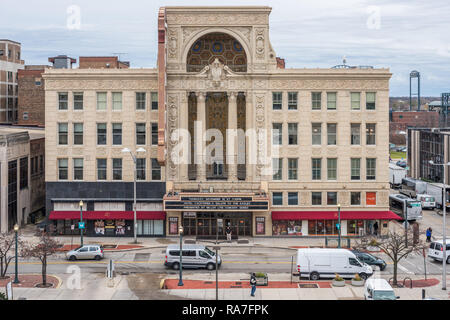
[271, 211, 401, 237]
[49, 210, 166, 237]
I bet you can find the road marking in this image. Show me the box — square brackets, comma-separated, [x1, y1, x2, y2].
[12, 260, 291, 266]
[397, 264, 414, 274]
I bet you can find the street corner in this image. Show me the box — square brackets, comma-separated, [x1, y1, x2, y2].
[0, 274, 61, 289]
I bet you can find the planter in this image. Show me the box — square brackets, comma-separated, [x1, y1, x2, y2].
[254, 273, 268, 286]
[366, 246, 380, 252]
[351, 279, 365, 287]
[332, 279, 345, 287]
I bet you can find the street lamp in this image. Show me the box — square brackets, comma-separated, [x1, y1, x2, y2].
[429, 160, 449, 290]
[337, 204, 341, 248]
[13, 224, 19, 284]
[178, 226, 184, 286]
[122, 147, 146, 244]
[79, 200, 84, 247]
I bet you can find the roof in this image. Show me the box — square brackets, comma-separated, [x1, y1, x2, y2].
[366, 278, 393, 290]
[0, 39, 21, 45]
[0, 125, 44, 140]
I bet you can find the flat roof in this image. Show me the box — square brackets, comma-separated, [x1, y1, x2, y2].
[0, 125, 44, 140]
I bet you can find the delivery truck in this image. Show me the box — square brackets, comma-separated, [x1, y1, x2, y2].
[389, 163, 407, 189]
[426, 182, 450, 210]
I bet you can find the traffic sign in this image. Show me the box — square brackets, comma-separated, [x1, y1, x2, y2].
[336, 223, 340, 230]
[78, 222, 85, 229]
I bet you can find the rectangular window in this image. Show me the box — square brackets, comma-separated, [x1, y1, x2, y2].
[19, 157, 28, 189]
[327, 123, 337, 145]
[73, 158, 83, 180]
[351, 92, 361, 110]
[136, 92, 146, 110]
[312, 192, 322, 205]
[151, 158, 161, 180]
[97, 159, 107, 180]
[113, 158, 122, 180]
[58, 92, 68, 110]
[312, 123, 322, 145]
[97, 123, 107, 145]
[327, 192, 337, 205]
[136, 158, 146, 180]
[58, 123, 68, 145]
[256, 217, 265, 235]
[112, 123, 122, 145]
[272, 158, 283, 180]
[366, 192, 377, 205]
[366, 92, 376, 110]
[112, 92, 122, 110]
[272, 192, 283, 206]
[272, 123, 282, 145]
[40, 155, 44, 173]
[272, 92, 282, 110]
[73, 123, 83, 145]
[351, 192, 361, 205]
[288, 158, 298, 180]
[351, 123, 361, 145]
[366, 158, 376, 180]
[97, 92, 107, 110]
[288, 92, 298, 110]
[288, 123, 298, 145]
[288, 192, 298, 206]
[366, 124, 376, 145]
[351, 158, 361, 180]
[327, 158, 337, 180]
[151, 123, 158, 145]
[312, 158, 321, 180]
[327, 92, 337, 110]
[58, 159, 68, 180]
[73, 92, 83, 110]
[151, 92, 158, 110]
[136, 123, 146, 145]
[312, 92, 321, 110]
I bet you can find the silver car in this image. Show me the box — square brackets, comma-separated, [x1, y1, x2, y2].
[66, 245, 104, 261]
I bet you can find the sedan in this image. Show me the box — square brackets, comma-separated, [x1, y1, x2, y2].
[396, 161, 407, 168]
[352, 250, 387, 271]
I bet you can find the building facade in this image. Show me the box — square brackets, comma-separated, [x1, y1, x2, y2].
[0, 40, 24, 124]
[44, 6, 396, 238]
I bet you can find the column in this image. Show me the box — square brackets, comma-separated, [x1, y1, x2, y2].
[196, 92, 206, 181]
[245, 91, 253, 181]
[180, 91, 189, 181]
[227, 92, 238, 181]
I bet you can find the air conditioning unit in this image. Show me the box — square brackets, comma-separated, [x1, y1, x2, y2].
[432, 128, 440, 133]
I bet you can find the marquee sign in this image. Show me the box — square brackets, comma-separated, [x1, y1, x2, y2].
[164, 194, 269, 212]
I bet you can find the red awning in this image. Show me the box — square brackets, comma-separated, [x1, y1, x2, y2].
[49, 211, 166, 220]
[271, 211, 402, 221]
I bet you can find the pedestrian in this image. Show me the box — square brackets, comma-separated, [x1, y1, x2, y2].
[373, 221, 379, 236]
[250, 273, 257, 297]
[426, 227, 432, 242]
[226, 224, 232, 243]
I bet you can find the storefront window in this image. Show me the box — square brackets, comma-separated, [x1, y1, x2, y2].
[308, 220, 339, 235]
[137, 220, 164, 236]
[169, 217, 179, 235]
[94, 220, 105, 235]
[273, 220, 302, 236]
[256, 217, 265, 235]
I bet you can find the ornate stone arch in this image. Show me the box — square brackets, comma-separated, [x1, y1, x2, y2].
[182, 28, 252, 72]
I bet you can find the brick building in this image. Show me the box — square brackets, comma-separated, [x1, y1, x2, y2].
[17, 66, 48, 126]
[390, 111, 440, 145]
[79, 56, 130, 69]
[0, 39, 24, 123]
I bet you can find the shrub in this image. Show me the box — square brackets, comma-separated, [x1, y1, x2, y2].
[353, 274, 361, 281]
[368, 238, 379, 247]
[0, 292, 7, 300]
[334, 273, 344, 281]
[255, 272, 266, 278]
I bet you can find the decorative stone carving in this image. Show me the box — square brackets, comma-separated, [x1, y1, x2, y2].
[136, 112, 146, 121]
[197, 58, 236, 89]
[45, 79, 158, 91]
[168, 28, 178, 59]
[269, 79, 389, 90]
[111, 112, 122, 121]
[167, 13, 267, 26]
[72, 148, 83, 156]
[97, 148, 108, 157]
[167, 94, 179, 180]
[254, 94, 266, 177]
[255, 28, 265, 60]
[312, 148, 322, 156]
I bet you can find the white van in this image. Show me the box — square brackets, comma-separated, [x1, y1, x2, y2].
[164, 244, 222, 270]
[364, 278, 399, 300]
[428, 240, 450, 263]
[296, 248, 373, 280]
[416, 194, 436, 209]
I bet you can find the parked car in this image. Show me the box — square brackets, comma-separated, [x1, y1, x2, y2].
[66, 245, 104, 261]
[164, 244, 222, 270]
[396, 161, 407, 168]
[296, 248, 373, 280]
[351, 250, 387, 271]
[428, 240, 450, 264]
[364, 278, 399, 300]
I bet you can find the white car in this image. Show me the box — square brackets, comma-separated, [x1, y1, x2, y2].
[364, 278, 399, 300]
[428, 240, 450, 263]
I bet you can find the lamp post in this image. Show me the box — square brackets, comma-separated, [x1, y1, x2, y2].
[429, 160, 448, 290]
[178, 226, 184, 286]
[122, 147, 146, 244]
[79, 200, 84, 247]
[13, 224, 19, 284]
[337, 204, 341, 248]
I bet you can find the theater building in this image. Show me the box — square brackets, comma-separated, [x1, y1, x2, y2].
[44, 6, 397, 238]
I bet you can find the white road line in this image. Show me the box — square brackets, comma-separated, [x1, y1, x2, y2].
[397, 264, 414, 274]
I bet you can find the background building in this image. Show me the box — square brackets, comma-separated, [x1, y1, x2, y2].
[0, 126, 45, 232]
[0, 39, 24, 123]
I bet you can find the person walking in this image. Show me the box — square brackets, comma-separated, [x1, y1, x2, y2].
[373, 221, 379, 236]
[226, 224, 232, 243]
[426, 227, 432, 242]
[250, 273, 257, 297]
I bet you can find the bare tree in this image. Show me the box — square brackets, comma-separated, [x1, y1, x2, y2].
[0, 232, 23, 279]
[22, 235, 61, 287]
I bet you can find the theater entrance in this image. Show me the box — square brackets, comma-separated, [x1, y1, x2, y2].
[182, 212, 252, 239]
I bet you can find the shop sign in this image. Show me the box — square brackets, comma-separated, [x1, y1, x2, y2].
[78, 222, 85, 229]
[183, 212, 197, 218]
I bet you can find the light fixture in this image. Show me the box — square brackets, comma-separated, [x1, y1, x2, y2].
[179, 226, 184, 234]
[79, 200, 84, 207]
[14, 224, 19, 232]
[337, 203, 341, 208]
[121, 147, 131, 153]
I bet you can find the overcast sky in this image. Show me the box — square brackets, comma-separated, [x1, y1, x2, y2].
[1, 0, 449, 96]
